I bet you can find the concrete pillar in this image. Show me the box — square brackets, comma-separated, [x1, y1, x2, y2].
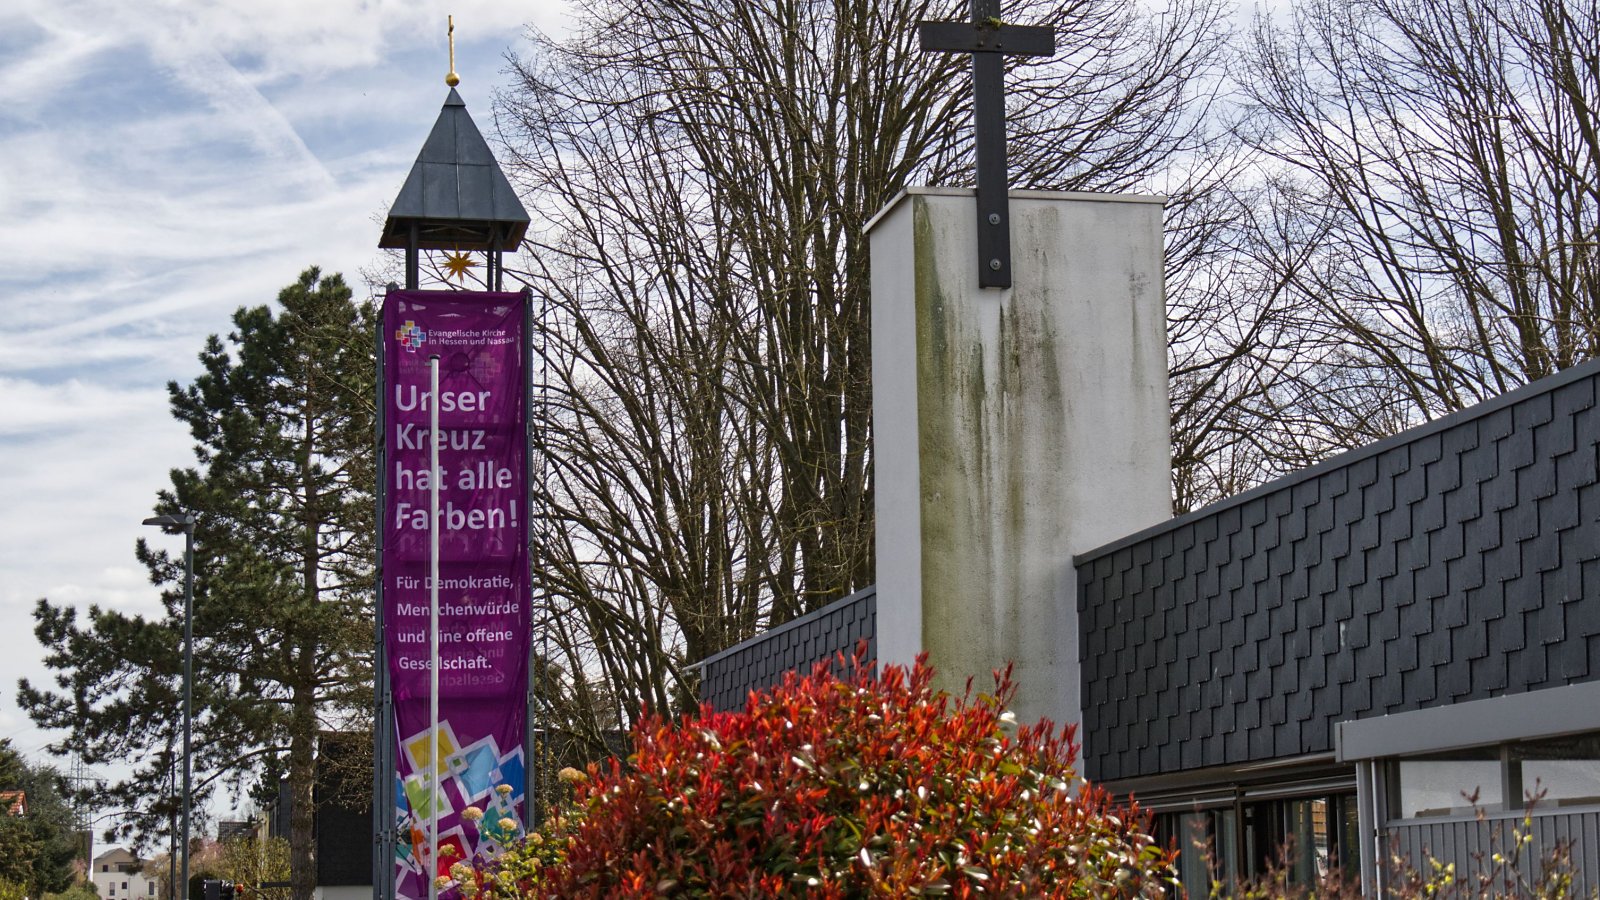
[869, 187, 1171, 730]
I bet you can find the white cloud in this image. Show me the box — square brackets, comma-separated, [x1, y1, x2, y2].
[0, 377, 161, 435]
[0, 0, 572, 767]
[0, 378, 182, 610]
[0, 375, 186, 763]
[7, 1, 566, 91]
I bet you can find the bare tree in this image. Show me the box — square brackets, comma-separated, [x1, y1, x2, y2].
[1167, 176, 1310, 512]
[494, 0, 1235, 747]
[1241, 0, 1600, 440]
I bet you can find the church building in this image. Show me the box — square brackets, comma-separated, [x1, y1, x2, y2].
[694, 188, 1600, 894]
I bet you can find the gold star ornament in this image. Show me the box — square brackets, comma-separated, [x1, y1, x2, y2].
[442, 250, 478, 283]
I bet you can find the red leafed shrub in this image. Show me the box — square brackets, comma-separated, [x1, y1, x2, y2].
[541, 651, 1176, 898]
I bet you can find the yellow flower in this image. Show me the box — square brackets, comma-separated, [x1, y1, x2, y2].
[462, 805, 485, 822]
[558, 766, 587, 783]
[498, 817, 518, 832]
[496, 783, 514, 796]
[439, 845, 459, 858]
[434, 875, 452, 889]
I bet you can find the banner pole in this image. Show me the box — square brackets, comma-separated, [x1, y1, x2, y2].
[428, 353, 441, 900]
[521, 289, 535, 822]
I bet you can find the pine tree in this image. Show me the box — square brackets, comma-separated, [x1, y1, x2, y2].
[19, 267, 376, 900]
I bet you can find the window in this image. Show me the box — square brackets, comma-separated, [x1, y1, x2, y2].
[1244, 795, 1360, 885]
[1155, 792, 1358, 896]
[1511, 734, 1600, 808]
[1391, 731, 1600, 818]
[1155, 807, 1238, 892]
[1395, 745, 1502, 817]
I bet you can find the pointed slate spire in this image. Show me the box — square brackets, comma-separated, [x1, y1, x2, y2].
[379, 88, 530, 252]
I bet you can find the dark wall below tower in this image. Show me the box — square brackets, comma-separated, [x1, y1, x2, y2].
[268, 732, 372, 886]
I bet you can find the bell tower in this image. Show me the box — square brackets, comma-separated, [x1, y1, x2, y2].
[378, 17, 530, 290]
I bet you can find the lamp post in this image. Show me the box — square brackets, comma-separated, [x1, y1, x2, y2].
[144, 513, 195, 900]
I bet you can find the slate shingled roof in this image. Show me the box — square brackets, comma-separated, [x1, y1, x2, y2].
[379, 88, 530, 252]
[1076, 359, 1600, 784]
[696, 587, 877, 712]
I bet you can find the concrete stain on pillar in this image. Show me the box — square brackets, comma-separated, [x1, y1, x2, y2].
[912, 198, 999, 682]
[997, 266, 1070, 680]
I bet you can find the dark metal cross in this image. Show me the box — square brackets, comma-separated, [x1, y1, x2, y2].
[920, 1, 1054, 289]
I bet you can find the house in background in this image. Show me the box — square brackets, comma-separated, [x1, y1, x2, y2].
[696, 189, 1600, 895]
[90, 847, 159, 900]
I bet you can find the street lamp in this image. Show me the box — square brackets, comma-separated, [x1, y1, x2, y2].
[144, 513, 195, 900]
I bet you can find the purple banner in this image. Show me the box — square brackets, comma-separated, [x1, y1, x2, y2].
[382, 290, 527, 896]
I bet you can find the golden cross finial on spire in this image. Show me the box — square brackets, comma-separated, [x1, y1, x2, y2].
[446, 16, 460, 87]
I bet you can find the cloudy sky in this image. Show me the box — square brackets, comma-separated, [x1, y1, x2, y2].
[0, 0, 570, 789]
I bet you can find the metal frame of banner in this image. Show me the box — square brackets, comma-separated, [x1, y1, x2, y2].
[522, 288, 539, 824]
[374, 296, 397, 900]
